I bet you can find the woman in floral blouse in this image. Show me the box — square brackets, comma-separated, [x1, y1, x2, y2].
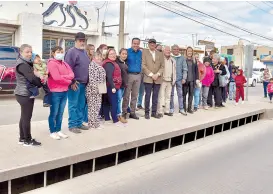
[86, 51, 106, 129]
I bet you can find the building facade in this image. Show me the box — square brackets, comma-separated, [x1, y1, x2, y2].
[0, 1, 120, 59]
[221, 40, 273, 67]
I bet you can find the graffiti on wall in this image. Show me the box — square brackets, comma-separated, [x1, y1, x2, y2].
[42, 2, 89, 30]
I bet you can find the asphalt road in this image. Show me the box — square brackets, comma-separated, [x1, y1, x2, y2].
[25, 119, 273, 194]
[0, 84, 264, 126]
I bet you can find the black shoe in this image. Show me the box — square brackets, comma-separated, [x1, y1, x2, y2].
[145, 113, 150, 120]
[137, 105, 143, 109]
[187, 109, 194, 114]
[18, 138, 25, 145]
[194, 107, 198, 112]
[158, 113, 163, 118]
[164, 113, 173, 116]
[23, 139, 41, 147]
[220, 104, 225, 107]
[151, 113, 161, 119]
[129, 113, 139, 120]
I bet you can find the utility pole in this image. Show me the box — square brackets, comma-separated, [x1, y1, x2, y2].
[118, 1, 125, 50]
[244, 44, 254, 101]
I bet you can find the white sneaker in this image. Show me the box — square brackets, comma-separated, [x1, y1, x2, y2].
[235, 103, 238, 106]
[57, 132, 68, 139]
[50, 133, 61, 140]
[241, 101, 244, 104]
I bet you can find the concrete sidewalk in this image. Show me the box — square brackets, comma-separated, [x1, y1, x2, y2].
[0, 99, 269, 183]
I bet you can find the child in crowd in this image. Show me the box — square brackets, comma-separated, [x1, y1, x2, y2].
[267, 78, 273, 103]
[229, 67, 237, 101]
[201, 57, 214, 110]
[235, 69, 246, 105]
[27, 53, 50, 107]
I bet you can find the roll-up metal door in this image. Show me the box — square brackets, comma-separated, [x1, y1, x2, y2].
[0, 33, 13, 46]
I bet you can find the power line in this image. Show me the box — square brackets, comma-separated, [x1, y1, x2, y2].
[246, 1, 273, 15]
[148, 1, 271, 47]
[175, 1, 273, 42]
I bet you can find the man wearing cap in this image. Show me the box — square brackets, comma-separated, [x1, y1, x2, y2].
[122, 38, 142, 120]
[142, 39, 165, 119]
[64, 32, 91, 133]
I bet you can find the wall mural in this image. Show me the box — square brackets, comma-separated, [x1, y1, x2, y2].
[42, 2, 89, 30]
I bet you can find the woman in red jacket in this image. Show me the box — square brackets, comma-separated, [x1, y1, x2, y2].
[102, 49, 123, 126]
[47, 46, 74, 140]
[235, 69, 246, 105]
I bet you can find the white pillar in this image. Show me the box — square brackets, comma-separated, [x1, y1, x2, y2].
[17, 13, 43, 56]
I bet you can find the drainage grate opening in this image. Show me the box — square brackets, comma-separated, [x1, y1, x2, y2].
[0, 181, 8, 194]
[95, 153, 116, 171]
[231, 120, 238, 129]
[47, 165, 70, 186]
[258, 113, 263, 120]
[214, 124, 222, 134]
[73, 159, 93, 178]
[138, 143, 154, 158]
[196, 129, 205, 140]
[118, 148, 136, 164]
[205, 127, 213, 137]
[184, 132, 196, 144]
[155, 139, 169, 152]
[223, 122, 231, 131]
[170, 135, 183, 148]
[239, 118, 245, 126]
[246, 116, 252, 124]
[253, 114, 258, 121]
[11, 172, 44, 194]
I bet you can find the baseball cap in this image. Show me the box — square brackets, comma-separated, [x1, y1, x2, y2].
[75, 32, 86, 40]
[148, 39, 156, 44]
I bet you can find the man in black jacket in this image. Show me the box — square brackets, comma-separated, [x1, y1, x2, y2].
[207, 53, 227, 108]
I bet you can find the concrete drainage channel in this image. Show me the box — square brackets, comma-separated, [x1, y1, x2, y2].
[0, 112, 264, 194]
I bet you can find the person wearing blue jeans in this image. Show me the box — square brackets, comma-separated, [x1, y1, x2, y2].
[103, 86, 119, 123]
[170, 44, 188, 115]
[48, 92, 68, 137]
[137, 78, 145, 109]
[170, 81, 184, 113]
[263, 81, 269, 98]
[64, 32, 90, 133]
[193, 87, 201, 110]
[117, 88, 125, 116]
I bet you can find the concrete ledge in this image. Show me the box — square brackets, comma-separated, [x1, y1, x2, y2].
[0, 103, 267, 183]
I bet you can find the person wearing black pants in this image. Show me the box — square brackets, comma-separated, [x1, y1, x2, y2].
[182, 47, 199, 115]
[141, 39, 165, 119]
[207, 54, 227, 108]
[144, 83, 161, 116]
[14, 44, 43, 146]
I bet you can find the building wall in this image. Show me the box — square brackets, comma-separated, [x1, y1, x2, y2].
[255, 46, 273, 60]
[221, 45, 244, 67]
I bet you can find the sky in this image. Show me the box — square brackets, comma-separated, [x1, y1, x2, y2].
[76, 1, 273, 48]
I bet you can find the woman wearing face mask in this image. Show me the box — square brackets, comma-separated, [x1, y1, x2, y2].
[183, 47, 199, 115]
[47, 46, 74, 140]
[97, 44, 108, 60]
[86, 51, 106, 129]
[15, 44, 43, 146]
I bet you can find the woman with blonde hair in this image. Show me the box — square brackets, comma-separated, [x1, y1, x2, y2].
[183, 46, 199, 115]
[86, 44, 95, 61]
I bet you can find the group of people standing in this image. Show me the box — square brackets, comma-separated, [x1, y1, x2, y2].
[14, 31, 247, 147]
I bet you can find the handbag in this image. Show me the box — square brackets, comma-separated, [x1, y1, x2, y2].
[98, 81, 107, 94]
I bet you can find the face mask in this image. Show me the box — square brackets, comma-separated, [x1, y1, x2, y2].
[54, 53, 64, 61]
[102, 49, 107, 55]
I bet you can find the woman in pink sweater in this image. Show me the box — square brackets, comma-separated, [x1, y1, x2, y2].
[47, 46, 74, 140]
[201, 57, 215, 110]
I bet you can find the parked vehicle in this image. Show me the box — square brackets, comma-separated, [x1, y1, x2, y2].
[0, 46, 19, 91]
